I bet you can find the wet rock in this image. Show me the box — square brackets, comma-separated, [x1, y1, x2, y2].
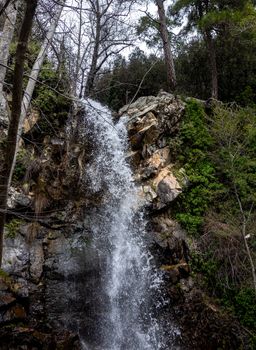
[3, 233, 30, 278]
[125, 150, 142, 169]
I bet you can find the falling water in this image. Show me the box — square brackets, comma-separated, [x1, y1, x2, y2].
[78, 99, 175, 350]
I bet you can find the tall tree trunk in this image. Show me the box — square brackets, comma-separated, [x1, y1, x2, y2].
[204, 29, 218, 100]
[0, 1, 19, 118]
[156, 0, 176, 92]
[21, 1, 64, 123]
[73, 0, 83, 95]
[0, 0, 37, 266]
[84, 0, 101, 97]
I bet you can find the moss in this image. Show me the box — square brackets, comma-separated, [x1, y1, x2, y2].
[13, 148, 33, 183]
[4, 219, 24, 239]
[0, 268, 9, 279]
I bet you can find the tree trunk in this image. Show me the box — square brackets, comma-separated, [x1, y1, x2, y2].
[84, 0, 101, 97]
[21, 2, 64, 124]
[204, 29, 218, 100]
[156, 0, 176, 92]
[0, 0, 37, 267]
[0, 1, 19, 117]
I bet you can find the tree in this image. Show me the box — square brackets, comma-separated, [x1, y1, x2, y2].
[171, 0, 219, 99]
[210, 104, 256, 294]
[0, 0, 38, 266]
[155, 0, 176, 91]
[21, 1, 65, 124]
[0, 0, 19, 118]
[136, 1, 177, 91]
[172, 0, 255, 100]
[94, 49, 168, 110]
[83, 0, 135, 96]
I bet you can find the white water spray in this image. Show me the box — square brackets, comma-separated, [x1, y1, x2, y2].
[79, 99, 174, 350]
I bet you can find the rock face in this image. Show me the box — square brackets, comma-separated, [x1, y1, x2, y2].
[1, 212, 100, 349]
[120, 92, 248, 350]
[120, 92, 187, 210]
[0, 93, 248, 349]
[120, 92, 190, 285]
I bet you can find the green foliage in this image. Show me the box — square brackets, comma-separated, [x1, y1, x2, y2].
[13, 148, 30, 182]
[175, 102, 256, 336]
[234, 288, 256, 329]
[95, 49, 168, 111]
[221, 287, 256, 330]
[174, 100, 220, 234]
[210, 104, 256, 210]
[137, 13, 175, 49]
[190, 251, 220, 289]
[5, 219, 23, 239]
[170, 0, 256, 104]
[6, 41, 71, 137]
[0, 269, 9, 279]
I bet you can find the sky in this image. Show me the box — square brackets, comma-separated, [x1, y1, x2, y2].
[123, 0, 179, 57]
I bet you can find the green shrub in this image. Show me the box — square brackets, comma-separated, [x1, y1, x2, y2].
[222, 287, 256, 331]
[5, 219, 23, 239]
[173, 100, 220, 235]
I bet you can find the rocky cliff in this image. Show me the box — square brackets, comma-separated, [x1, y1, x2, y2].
[119, 92, 249, 350]
[0, 93, 249, 349]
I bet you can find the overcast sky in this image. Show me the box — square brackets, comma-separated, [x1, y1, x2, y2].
[124, 0, 179, 57]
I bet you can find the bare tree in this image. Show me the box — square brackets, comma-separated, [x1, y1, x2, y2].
[0, 0, 19, 118]
[20, 0, 65, 123]
[83, 0, 135, 97]
[210, 104, 256, 294]
[155, 0, 176, 91]
[0, 0, 38, 266]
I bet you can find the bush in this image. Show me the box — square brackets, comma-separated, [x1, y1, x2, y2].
[173, 100, 220, 235]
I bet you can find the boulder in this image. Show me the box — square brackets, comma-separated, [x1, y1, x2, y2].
[152, 167, 182, 208]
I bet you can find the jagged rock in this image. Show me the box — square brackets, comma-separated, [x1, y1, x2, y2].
[3, 233, 30, 278]
[125, 151, 141, 168]
[29, 241, 44, 283]
[141, 185, 157, 203]
[123, 93, 186, 209]
[0, 293, 16, 308]
[154, 167, 182, 206]
[146, 147, 171, 171]
[0, 304, 26, 323]
[121, 92, 185, 137]
[23, 110, 39, 133]
[7, 187, 32, 209]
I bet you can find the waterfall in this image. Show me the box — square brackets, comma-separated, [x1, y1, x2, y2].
[78, 99, 176, 350]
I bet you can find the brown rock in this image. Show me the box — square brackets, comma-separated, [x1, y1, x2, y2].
[0, 293, 16, 307]
[2, 304, 26, 322]
[146, 147, 170, 171]
[153, 167, 182, 206]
